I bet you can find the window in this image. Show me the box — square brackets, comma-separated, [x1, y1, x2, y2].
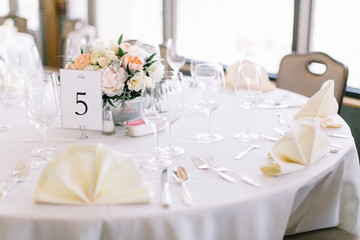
[0, 0, 9, 16]
[311, 0, 360, 90]
[94, 0, 163, 45]
[17, 0, 39, 31]
[176, 0, 294, 74]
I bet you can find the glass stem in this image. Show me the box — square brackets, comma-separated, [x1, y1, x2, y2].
[40, 125, 47, 161]
[244, 107, 251, 135]
[207, 111, 212, 137]
[167, 122, 172, 148]
[153, 127, 160, 161]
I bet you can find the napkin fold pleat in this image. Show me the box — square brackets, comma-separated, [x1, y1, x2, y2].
[34, 144, 152, 205]
[293, 80, 341, 128]
[261, 117, 330, 176]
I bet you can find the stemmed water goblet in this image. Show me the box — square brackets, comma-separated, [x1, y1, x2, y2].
[158, 71, 186, 157]
[166, 38, 185, 72]
[140, 78, 172, 169]
[233, 63, 262, 141]
[24, 71, 60, 168]
[0, 48, 10, 132]
[193, 63, 225, 143]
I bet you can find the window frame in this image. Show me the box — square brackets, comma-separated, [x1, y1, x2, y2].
[162, 0, 358, 98]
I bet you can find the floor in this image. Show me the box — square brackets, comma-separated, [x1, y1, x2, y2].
[284, 228, 360, 240]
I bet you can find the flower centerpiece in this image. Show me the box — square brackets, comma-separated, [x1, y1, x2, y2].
[65, 34, 164, 109]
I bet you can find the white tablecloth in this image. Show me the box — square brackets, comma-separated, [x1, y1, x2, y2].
[0, 88, 359, 240]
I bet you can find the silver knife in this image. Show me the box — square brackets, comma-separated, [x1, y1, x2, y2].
[161, 168, 171, 207]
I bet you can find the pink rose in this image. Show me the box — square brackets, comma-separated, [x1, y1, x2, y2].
[101, 66, 128, 97]
[121, 54, 144, 71]
[71, 53, 91, 70]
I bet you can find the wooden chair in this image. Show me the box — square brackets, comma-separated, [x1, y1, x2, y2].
[0, 13, 27, 32]
[276, 52, 348, 111]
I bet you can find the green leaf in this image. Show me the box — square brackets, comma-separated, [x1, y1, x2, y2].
[146, 53, 156, 63]
[118, 34, 123, 45]
[118, 47, 124, 57]
[80, 49, 84, 54]
[126, 63, 132, 75]
[143, 60, 156, 68]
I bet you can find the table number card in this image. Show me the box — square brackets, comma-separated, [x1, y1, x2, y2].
[60, 69, 102, 130]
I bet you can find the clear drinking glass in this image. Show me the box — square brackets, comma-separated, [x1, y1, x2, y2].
[234, 63, 262, 141]
[194, 63, 225, 143]
[140, 79, 172, 169]
[24, 71, 60, 168]
[158, 71, 186, 157]
[166, 38, 185, 72]
[0, 48, 10, 132]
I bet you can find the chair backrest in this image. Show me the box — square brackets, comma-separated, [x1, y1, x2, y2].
[60, 22, 96, 68]
[276, 52, 348, 111]
[0, 14, 27, 32]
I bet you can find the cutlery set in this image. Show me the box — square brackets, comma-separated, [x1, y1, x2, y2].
[0, 159, 31, 200]
[161, 166, 193, 207]
[160, 156, 263, 207]
[192, 157, 261, 188]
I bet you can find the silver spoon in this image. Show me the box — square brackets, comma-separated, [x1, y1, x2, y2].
[173, 166, 193, 206]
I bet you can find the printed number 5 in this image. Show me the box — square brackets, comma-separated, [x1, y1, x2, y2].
[75, 92, 88, 115]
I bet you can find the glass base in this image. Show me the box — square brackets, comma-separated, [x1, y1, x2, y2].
[31, 145, 60, 159]
[30, 159, 49, 169]
[142, 157, 172, 170]
[159, 145, 185, 157]
[0, 124, 9, 132]
[233, 132, 258, 141]
[195, 132, 223, 143]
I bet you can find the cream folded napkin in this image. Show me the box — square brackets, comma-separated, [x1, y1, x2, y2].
[260, 117, 330, 176]
[293, 80, 341, 128]
[34, 144, 152, 205]
[225, 59, 276, 92]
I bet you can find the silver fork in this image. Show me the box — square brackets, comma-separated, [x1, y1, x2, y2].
[235, 136, 264, 160]
[191, 157, 237, 183]
[206, 157, 261, 188]
[0, 160, 31, 199]
[0, 159, 27, 191]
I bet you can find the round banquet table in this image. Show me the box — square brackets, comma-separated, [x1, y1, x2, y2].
[0, 86, 359, 240]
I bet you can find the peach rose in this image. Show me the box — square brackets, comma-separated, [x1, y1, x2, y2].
[101, 66, 128, 97]
[121, 54, 144, 72]
[72, 53, 91, 70]
[120, 42, 132, 53]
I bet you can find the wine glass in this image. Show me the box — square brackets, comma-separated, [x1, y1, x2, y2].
[158, 71, 186, 157]
[166, 38, 185, 72]
[233, 63, 262, 141]
[0, 48, 10, 132]
[193, 63, 225, 143]
[24, 71, 60, 168]
[140, 79, 172, 169]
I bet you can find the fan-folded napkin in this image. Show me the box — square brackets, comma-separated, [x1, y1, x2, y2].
[34, 144, 152, 205]
[260, 117, 330, 176]
[293, 80, 342, 128]
[225, 59, 275, 92]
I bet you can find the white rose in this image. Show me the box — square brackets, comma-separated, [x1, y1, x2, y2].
[84, 65, 100, 71]
[92, 39, 107, 52]
[147, 60, 165, 79]
[102, 66, 128, 97]
[105, 50, 117, 64]
[90, 50, 101, 65]
[127, 71, 149, 92]
[97, 57, 108, 68]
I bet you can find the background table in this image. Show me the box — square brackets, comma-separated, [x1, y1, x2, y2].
[0, 88, 359, 240]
